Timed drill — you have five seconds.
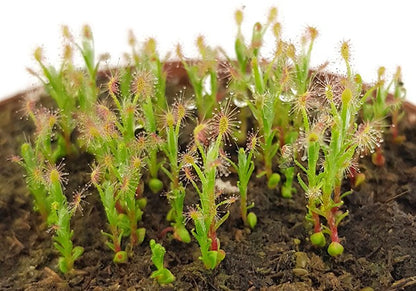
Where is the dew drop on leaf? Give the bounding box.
[279,93,294,103]
[233,96,248,108]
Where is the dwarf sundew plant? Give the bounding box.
[226,130,258,229]
[159,98,193,243]
[28,25,102,160]
[183,100,239,269]
[14,115,83,273]
[79,90,149,263]
[15,6,407,278]
[177,36,219,120]
[362,66,407,167]
[296,42,382,256]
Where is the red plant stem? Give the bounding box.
[347,165,358,186]
[128,210,138,245]
[111,226,121,253]
[334,184,341,205]
[209,224,218,251]
[312,211,321,233]
[114,242,121,253]
[277,126,285,149]
[115,200,124,214]
[328,209,339,243]
[158,226,174,239]
[135,181,144,199]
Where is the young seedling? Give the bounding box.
[128,32,168,111]
[15,102,59,221]
[176,35,219,120]
[127,34,169,192]
[28,25,101,159]
[15,142,84,273]
[46,164,84,273]
[131,70,164,194]
[226,130,258,229]
[159,99,193,243]
[183,100,238,269]
[362,66,406,166]
[149,239,175,285]
[80,95,148,263]
[296,42,381,256]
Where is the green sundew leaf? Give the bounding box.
[235,37,248,71]
[53,242,66,256]
[58,257,69,273]
[295,158,307,174]
[297,173,308,192]
[151,269,176,285]
[204,250,219,270]
[72,246,84,261]
[215,211,230,231]
[142,97,157,133]
[117,213,131,236]
[20,143,36,170]
[104,241,115,252]
[150,239,165,270]
[335,210,349,226]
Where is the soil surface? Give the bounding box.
[1,81,416,290]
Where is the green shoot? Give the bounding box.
[150,239,175,285]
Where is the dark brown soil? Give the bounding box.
[1,84,416,290]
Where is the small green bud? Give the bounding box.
[204,249,225,269]
[353,173,366,188]
[310,232,326,247]
[281,185,293,198]
[235,9,243,26]
[136,228,146,245]
[113,251,128,263]
[268,7,277,23]
[340,41,350,62]
[174,224,191,243]
[166,208,175,222]
[137,198,147,210]
[247,212,257,229]
[34,47,43,62]
[327,241,344,256]
[341,88,352,105]
[149,178,163,194]
[267,173,281,189]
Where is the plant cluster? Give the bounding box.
[14,7,405,283]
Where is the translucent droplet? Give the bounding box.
[279,93,294,103]
[202,75,212,95]
[233,96,248,108]
[301,155,307,162]
[186,102,196,110]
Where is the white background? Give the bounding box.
[0,0,414,104]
